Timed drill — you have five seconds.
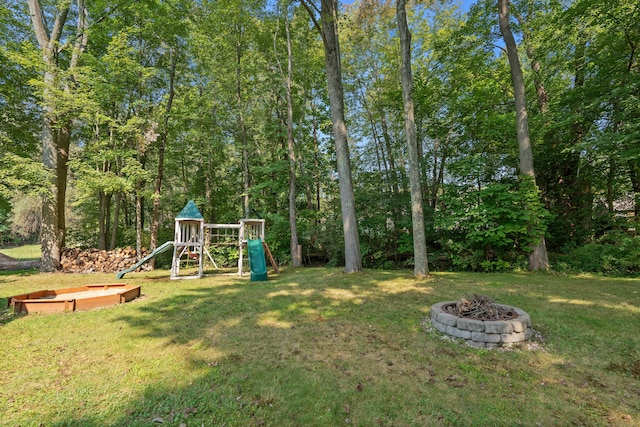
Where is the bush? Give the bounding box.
[552,232,640,275]
[435,177,551,272]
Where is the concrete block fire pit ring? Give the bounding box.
[430,301,532,348]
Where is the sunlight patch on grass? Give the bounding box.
[374,277,434,296]
[547,297,640,312]
[215,316,243,329]
[547,297,597,306]
[266,289,315,298]
[321,287,365,303]
[257,310,294,328]
[1,269,639,426]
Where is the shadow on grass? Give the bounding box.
[0,268,40,282]
[56,269,446,426]
[0,303,26,326]
[0,270,40,325]
[39,269,640,426]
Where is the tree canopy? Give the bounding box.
[1,0,639,274]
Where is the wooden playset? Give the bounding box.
[117,201,278,280]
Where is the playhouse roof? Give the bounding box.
[176,200,204,220]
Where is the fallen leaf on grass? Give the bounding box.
[446,376,466,387]
[182,407,197,415]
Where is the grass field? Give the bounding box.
[0,267,638,426]
[0,244,40,260]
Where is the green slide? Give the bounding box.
[116,241,174,279]
[247,239,268,282]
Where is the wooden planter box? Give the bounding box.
[7,283,141,314]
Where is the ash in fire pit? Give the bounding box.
[431,295,532,349]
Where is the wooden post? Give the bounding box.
[263,242,280,274]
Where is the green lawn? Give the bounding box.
[0,244,40,260]
[0,268,638,426]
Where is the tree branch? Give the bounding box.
[299,0,324,44]
[27,0,50,50]
[69,0,88,71]
[48,6,69,49]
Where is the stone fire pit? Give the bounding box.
[430,298,532,349]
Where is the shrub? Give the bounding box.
[552,232,640,275]
[435,177,551,272]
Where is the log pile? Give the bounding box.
[61,247,151,273]
[447,294,517,320]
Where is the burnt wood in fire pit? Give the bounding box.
[430,297,532,348]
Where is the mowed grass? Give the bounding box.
[0,244,41,260]
[0,268,639,426]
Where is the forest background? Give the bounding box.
[0,0,639,275]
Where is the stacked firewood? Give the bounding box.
[61,247,151,273]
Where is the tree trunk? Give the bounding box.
[205,106,218,221]
[498,0,549,271]
[235,25,251,218]
[397,0,428,277]
[378,106,401,194]
[629,160,640,218]
[513,9,549,114]
[319,0,362,272]
[313,114,321,212]
[28,0,72,271]
[429,134,448,210]
[355,80,391,192]
[276,18,302,267]
[149,48,176,268]
[296,114,315,211]
[98,191,112,250]
[135,152,146,261]
[135,192,143,261]
[110,193,121,250]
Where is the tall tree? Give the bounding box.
[498,0,548,270]
[27,0,88,271]
[396,0,428,276]
[302,0,362,272]
[274,13,302,267]
[149,47,177,265]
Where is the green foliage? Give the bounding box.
[0,207,9,245]
[0,2,40,165]
[8,193,40,241]
[208,244,240,269]
[1,0,639,274]
[552,232,640,275]
[436,177,551,271]
[0,153,50,199]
